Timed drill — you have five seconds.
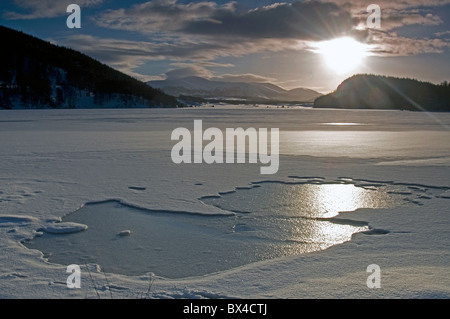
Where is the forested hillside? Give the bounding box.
[314,74,450,112]
[0,26,180,109]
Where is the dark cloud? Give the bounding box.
[98,1,357,41]
[212,73,277,83]
[47,0,449,83]
[368,30,449,56]
[94,0,449,58]
[182,1,355,41]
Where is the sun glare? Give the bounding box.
[314,37,368,74]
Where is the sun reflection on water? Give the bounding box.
[236,183,398,219]
[258,183,399,257]
[310,184,384,218]
[25,182,409,278]
[204,182,402,256]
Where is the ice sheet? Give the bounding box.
[1,107,449,298]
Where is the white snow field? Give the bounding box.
[0,106,449,299]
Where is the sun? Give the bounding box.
[314,37,368,74]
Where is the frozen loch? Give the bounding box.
[1,107,450,298]
[25,179,430,278]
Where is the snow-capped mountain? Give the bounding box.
[148,76,322,102]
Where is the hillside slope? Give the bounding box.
[314,74,450,111]
[148,76,322,103]
[0,26,180,109]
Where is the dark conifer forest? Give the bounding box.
[0,26,181,109]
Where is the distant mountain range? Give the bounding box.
[0,26,180,109]
[148,76,322,103]
[314,74,450,112]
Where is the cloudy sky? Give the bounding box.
[1,0,449,92]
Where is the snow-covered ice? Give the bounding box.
[0,107,449,298]
[23,180,440,280]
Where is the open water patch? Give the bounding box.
[24,178,442,279]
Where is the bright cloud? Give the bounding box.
[3,0,103,19]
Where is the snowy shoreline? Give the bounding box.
[1,108,449,298]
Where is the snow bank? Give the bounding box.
[43,222,88,234]
[118,230,131,236]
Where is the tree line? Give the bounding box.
[0,26,181,109]
[314,74,450,112]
